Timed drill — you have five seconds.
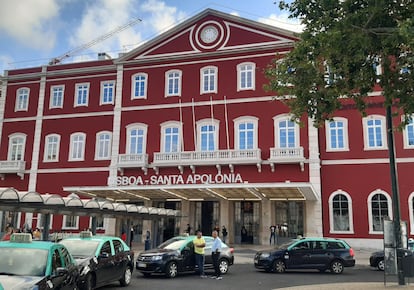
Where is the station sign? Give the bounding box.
[108,173,243,186]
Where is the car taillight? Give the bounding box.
[349,248,355,257]
[230,247,234,254]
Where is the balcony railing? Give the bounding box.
[0,160,26,179]
[152,149,262,173]
[268,147,305,171]
[117,154,149,174]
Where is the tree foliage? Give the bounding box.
[265,0,414,127]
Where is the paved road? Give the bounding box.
[99,245,409,290]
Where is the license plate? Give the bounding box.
[138,262,147,268]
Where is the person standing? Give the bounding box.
[270,225,277,245]
[221,226,228,243]
[193,231,207,278]
[211,230,223,280]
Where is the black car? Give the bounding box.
[254,237,355,274]
[60,232,134,290]
[369,242,414,271]
[136,235,234,278]
[0,233,79,290]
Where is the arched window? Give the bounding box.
[273,114,300,148]
[237,62,255,91]
[368,190,392,233]
[200,66,217,94]
[197,119,219,151]
[325,117,349,151]
[8,133,26,161]
[44,134,61,162]
[160,121,182,153]
[126,123,148,154]
[234,116,258,150]
[165,70,182,97]
[95,131,112,160]
[132,73,147,99]
[329,191,353,233]
[362,115,387,150]
[69,133,86,161]
[15,88,29,111]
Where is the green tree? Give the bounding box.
[265,0,413,127]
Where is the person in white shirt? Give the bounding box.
[210,230,223,280]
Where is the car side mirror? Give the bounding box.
[182,248,191,256]
[99,252,110,259]
[53,267,68,277]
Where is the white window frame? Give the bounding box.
[50,85,64,109]
[89,216,106,230]
[367,190,392,234]
[237,62,256,91]
[273,114,300,148]
[403,115,414,149]
[233,116,258,150]
[325,117,349,151]
[160,121,182,153]
[165,70,182,97]
[95,131,112,160]
[131,73,148,100]
[8,133,26,161]
[15,87,30,111]
[409,192,414,235]
[100,81,115,105]
[200,66,218,94]
[126,123,148,154]
[62,215,79,230]
[362,115,387,150]
[69,132,86,161]
[196,119,219,151]
[74,83,90,107]
[328,190,354,234]
[43,134,61,162]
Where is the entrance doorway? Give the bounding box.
[274,201,304,240]
[156,201,180,242]
[195,201,219,235]
[235,201,259,244]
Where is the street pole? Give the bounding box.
[386,104,405,285]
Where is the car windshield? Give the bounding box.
[0,247,48,276]
[157,237,188,250]
[60,240,100,257]
[276,240,298,250]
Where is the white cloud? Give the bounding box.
[140,0,187,35]
[258,13,304,33]
[0,0,60,50]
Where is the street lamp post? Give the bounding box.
[386,104,405,285]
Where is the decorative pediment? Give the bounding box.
[116,9,299,64]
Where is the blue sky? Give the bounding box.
[0,0,302,74]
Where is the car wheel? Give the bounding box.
[377,259,385,271]
[119,266,132,286]
[272,259,286,273]
[166,261,178,278]
[218,259,229,274]
[330,260,344,274]
[81,273,94,290]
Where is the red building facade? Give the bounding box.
[0,9,411,247]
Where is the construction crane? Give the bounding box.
[49,17,142,65]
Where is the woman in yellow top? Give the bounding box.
[193,231,207,278]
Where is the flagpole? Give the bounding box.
[179,99,184,152]
[224,95,229,150]
[192,98,197,151]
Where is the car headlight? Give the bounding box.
[260,253,270,258]
[151,255,163,261]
